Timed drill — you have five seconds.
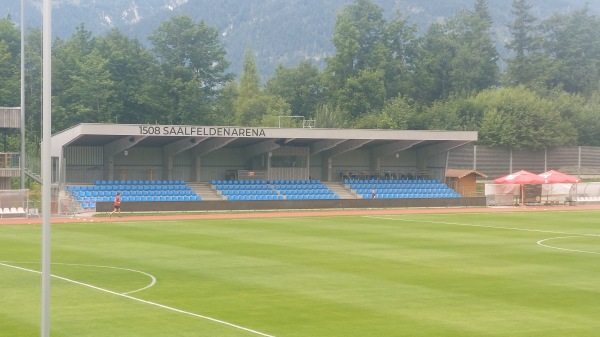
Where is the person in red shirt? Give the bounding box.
[109,192,121,218]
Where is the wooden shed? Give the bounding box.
[445,169,488,197]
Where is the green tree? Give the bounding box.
[53,49,116,130]
[256,95,293,127]
[576,92,600,146]
[544,89,600,146]
[477,86,577,149]
[326,0,386,84]
[0,40,19,106]
[52,24,95,96]
[238,49,261,102]
[23,28,43,147]
[382,13,419,99]
[453,0,499,94]
[0,17,21,106]
[52,25,112,131]
[352,96,411,129]
[236,93,291,127]
[265,61,322,118]
[412,22,457,103]
[212,81,238,126]
[420,96,482,131]
[504,0,549,89]
[338,69,387,118]
[235,49,291,126]
[324,0,390,118]
[540,7,600,95]
[149,15,232,124]
[0,16,20,56]
[314,104,350,129]
[414,0,499,102]
[235,49,262,125]
[506,0,536,58]
[94,29,162,124]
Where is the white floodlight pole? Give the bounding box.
[20,0,26,189]
[41,0,52,336]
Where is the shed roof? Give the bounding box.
[445,169,488,179]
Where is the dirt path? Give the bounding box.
[2,204,600,225]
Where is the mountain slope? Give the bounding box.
[5,0,599,79]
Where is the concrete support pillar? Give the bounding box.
[194,156,202,182]
[105,155,114,181]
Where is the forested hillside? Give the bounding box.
[3,0,598,79]
[1,0,600,155]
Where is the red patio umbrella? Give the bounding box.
[538,170,581,183]
[494,170,546,185]
[538,170,580,205]
[494,170,546,205]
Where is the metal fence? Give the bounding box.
[448,145,600,179]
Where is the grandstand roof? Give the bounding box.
[51,123,478,158]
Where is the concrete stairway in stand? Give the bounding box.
[187,182,222,200]
[323,182,357,199]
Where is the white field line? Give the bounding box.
[364,216,600,256]
[0,261,277,337]
[363,216,600,237]
[537,236,600,255]
[0,262,156,294]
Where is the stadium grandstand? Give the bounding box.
[46,123,482,213]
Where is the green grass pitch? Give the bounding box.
[1,210,600,337]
